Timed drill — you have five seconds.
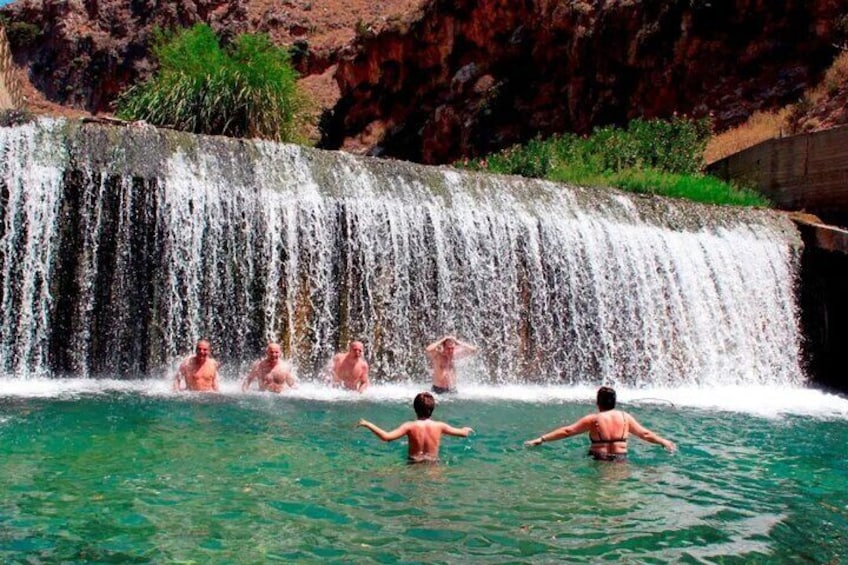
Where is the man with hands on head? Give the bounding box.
[425,334,478,394]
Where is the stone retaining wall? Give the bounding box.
[708,126,848,227]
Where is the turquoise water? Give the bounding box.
[1,381,847,563]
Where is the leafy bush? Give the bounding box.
[456,117,766,207]
[115,24,304,141]
[4,21,42,50]
[0,108,34,127]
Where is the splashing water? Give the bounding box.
[0,119,803,388]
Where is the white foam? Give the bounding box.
[0,378,846,419]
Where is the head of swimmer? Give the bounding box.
[348,340,364,359]
[413,392,436,419]
[195,339,211,360]
[596,386,617,411]
[265,342,282,362]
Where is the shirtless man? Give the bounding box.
[524,386,676,461]
[173,339,220,392]
[241,342,296,393]
[425,335,478,394]
[358,392,473,463]
[330,340,370,393]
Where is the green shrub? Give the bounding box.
[456,117,765,207]
[0,108,34,127]
[5,21,42,50]
[115,24,304,141]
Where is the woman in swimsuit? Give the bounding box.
[524,386,676,460]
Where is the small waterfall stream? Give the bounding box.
[0,118,804,385]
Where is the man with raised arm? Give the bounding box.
[425,335,478,394]
[173,339,220,392]
[330,340,370,393]
[241,342,296,393]
[358,392,474,463]
[524,386,677,461]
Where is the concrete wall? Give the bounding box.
[0,25,23,110]
[708,126,848,226]
[710,129,848,392]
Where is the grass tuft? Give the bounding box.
[115,24,306,142]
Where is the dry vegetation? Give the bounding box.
[705,51,848,164]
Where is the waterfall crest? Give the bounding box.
[0,119,804,386]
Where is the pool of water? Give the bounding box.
[1,380,847,563]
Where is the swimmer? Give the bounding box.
[524,386,676,461]
[242,343,296,393]
[425,335,477,394]
[329,340,370,393]
[358,392,473,463]
[173,339,220,392]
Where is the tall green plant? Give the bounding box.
[456,117,766,207]
[115,24,303,141]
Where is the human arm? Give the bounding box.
[425,336,451,355]
[241,362,260,392]
[626,414,676,452]
[327,355,342,385]
[441,423,474,437]
[524,415,594,446]
[452,339,478,359]
[173,362,186,392]
[356,363,370,393]
[212,361,220,392]
[358,419,409,442]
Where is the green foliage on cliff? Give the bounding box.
[3,21,42,49]
[115,24,304,142]
[458,117,769,207]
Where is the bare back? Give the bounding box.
[405,420,447,461]
[588,410,630,456]
[404,419,471,462]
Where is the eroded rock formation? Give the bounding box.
[325,0,843,163]
[0,0,843,164]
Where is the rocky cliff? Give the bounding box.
[0,0,842,164]
[0,0,421,115]
[325,0,843,163]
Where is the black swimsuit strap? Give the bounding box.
[590,411,628,444]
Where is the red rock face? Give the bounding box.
[1,0,251,112]
[326,0,843,164]
[0,0,423,117]
[0,0,842,164]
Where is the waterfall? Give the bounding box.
[0,118,804,386]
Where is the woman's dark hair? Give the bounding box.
[596,386,617,410]
[414,392,436,418]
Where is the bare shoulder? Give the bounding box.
[575,413,598,429]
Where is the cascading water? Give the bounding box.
[0,118,804,386]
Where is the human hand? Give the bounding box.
[463,427,474,436]
[664,440,677,453]
[524,437,543,447]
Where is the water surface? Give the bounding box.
[1,381,846,563]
